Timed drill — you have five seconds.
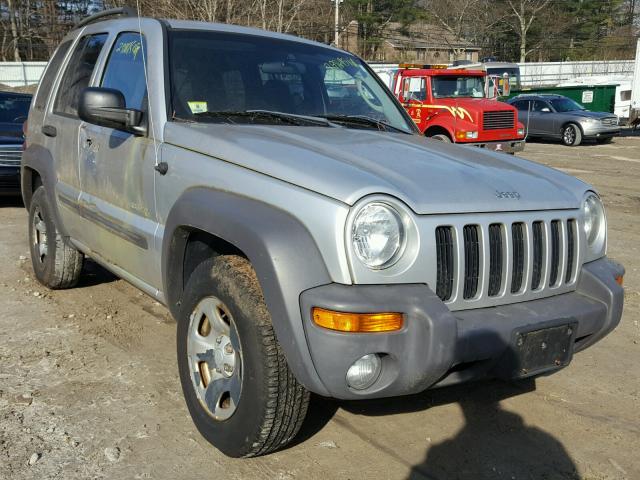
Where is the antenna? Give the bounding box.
[134,0,160,171]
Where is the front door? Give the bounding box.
[78,32,161,291]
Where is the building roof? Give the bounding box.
[382,22,480,51]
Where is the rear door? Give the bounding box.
[43,33,108,238]
[77,31,160,289]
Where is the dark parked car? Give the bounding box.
[0,91,31,196]
[507,94,620,146]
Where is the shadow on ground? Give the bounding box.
[76,258,119,288]
[296,328,580,480]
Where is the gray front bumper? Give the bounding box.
[299,257,624,400]
[461,140,525,154]
[581,124,621,138]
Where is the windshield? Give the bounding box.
[168,30,412,133]
[550,97,585,112]
[431,76,484,99]
[0,95,30,123]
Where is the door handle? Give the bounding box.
[41,125,57,137]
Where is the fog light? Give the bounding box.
[346,354,382,390]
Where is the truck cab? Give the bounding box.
[391,66,526,153]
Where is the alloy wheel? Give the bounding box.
[187,296,242,421]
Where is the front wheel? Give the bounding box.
[428,133,452,143]
[561,123,582,146]
[177,256,310,457]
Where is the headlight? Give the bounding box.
[465,131,478,139]
[517,128,525,136]
[582,193,606,261]
[352,202,405,269]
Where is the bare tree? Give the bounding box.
[505,0,551,62]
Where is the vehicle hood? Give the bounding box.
[567,110,615,119]
[164,123,589,214]
[432,97,514,112]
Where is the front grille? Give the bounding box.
[488,224,503,297]
[531,221,544,290]
[435,226,455,301]
[483,110,515,130]
[433,216,579,306]
[601,117,618,126]
[463,225,480,299]
[511,223,525,293]
[0,145,22,167]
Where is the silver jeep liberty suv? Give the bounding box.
[22,8,624,457]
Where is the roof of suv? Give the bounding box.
[509,94,566,100]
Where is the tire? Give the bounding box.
[561,123,582,146]
[428,133,452,142]
[28,186,84,289]
[177,255,310,458]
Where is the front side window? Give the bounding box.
[401,76,426,102]
[101,32,148,110]
[54,34,108,116]
[513,100,530,111]
[533,100,551,112]
[431,75,484,99]
[169,30,412,133]
[550,97,585,112]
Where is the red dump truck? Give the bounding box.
[386,64,526,153]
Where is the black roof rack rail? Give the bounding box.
[74,7,137,30]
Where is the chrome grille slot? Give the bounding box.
[482,110,515,130]
[435,226,455,301]
[0,145,22,167]
[463,225,480,299]
[511,222,525,293]
[565,219,576,283]
[531,221,544,290]
[488,224,503,297]
[549,220,560,286]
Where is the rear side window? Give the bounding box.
[101,32,148,110]
[54,33,108,117]
[33,40,72,112]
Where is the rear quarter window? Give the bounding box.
[53,33,108,117]
[33,41,72,113]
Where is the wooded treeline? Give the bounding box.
[0,0,638,62]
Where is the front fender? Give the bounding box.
[162,187,334,395]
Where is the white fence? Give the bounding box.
[518,60,635,87]
[0,62,47,88]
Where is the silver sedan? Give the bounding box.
[507,94,620,146]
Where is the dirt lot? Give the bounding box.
[1,137,639,480]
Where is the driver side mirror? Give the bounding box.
[78,87,146,136]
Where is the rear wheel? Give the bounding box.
[28,186,84,289]
[561,123,582,146]
[177,255,310,457]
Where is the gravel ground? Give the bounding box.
[1,137,638,480]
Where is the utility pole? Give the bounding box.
[334,0,342,48]
[631,38,640,127]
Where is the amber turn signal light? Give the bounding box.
[615,275,624,286]
[312,308,403,333]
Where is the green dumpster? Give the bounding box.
[503,85,617,113]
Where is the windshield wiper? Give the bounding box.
[319,114,410,134]
[192,110,334,127]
